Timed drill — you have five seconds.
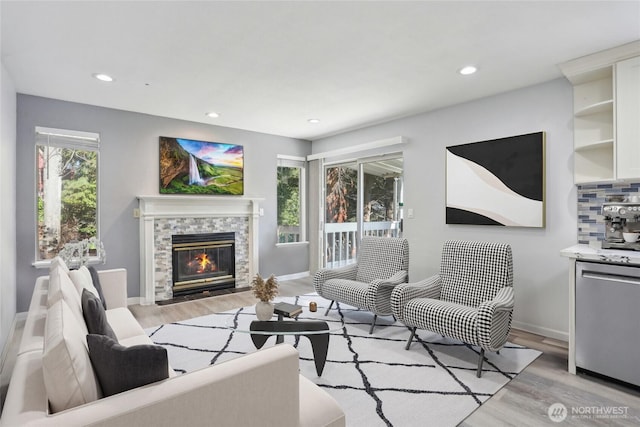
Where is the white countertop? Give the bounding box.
[561,244,640,265]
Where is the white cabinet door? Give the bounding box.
[616,56,640,179]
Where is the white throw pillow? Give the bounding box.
[47,265,63,307]
[48,266,88,335]
[50,256,69,274]
[43,299,101,413]
[69,266,101,301]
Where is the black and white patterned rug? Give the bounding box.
[146,294,541,427]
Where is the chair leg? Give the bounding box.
[324,300,334,316]
[405,327,416,350]
[369,315,377,334]
[476,349,485,378]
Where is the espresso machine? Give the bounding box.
[602,201,640,250]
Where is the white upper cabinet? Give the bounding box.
[560,41,640,184]
[572,68,615,183]
[616,55,640,180]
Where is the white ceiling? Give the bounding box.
[2,1,639,141]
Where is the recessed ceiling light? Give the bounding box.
[93,73,114,82]
[308,118,320,124]
[459,66,477,76]
[205,112,220,118]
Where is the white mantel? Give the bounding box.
[137,195,262,305]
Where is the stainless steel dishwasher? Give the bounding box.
[576,261,640,387]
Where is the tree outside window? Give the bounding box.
[36,127,99,261]
[323,158,403,266]
[277,157,306,244]
[325,165,395,224]
[325,165,357,224]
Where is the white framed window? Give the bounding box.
[35,127,100,261]
[277,155,306,244]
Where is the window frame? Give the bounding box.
[276,155,307,246]
[33,126,101,266]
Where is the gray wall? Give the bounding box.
[1,63,17,353]
[15,95,311,311]
[10,78,579,339]
[312,78,577,340]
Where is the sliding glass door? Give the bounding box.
[322,155,403,268]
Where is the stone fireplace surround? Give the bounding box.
[137,195,261,305]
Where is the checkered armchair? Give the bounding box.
[391,240,514,377]
[313,236,409,334]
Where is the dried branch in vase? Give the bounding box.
[251,274,278,302]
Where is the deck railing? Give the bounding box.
[277,225,301,243]
[278,221,401,267]
[324,221,400,267]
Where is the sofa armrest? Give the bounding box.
[17,277,49,355]
[299,376,345,427]
[477,286,515,351]
[1,345,302,427]
[391,275,442,321]
[481,286,515,312]
[373,270,408,288]
[313,263,358,295]
[97,268,128,309]
[365,270,409,315]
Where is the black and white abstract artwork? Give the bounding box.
[446,132,545,227]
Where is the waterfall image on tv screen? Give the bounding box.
[159,136,244,195]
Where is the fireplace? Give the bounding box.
[137,195,260,304]
[172,232,236,296]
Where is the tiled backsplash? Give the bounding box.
[577,181,640,244]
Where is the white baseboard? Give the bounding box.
[276,271,310,282]
[127,297,142,306]
[511,320,568,342]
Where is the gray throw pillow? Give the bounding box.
[87,265,108,310]
[81,289,117,341]
[86,334,169,397]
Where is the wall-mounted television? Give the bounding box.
[159,136,244,195]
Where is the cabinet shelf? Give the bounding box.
[570,65,615,184]
[561,42,640,184]
[574,144,614,184]
[575,139,614,152]
[574,99,613,117]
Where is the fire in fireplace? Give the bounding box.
[171,232,236,296]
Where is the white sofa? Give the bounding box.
[1,262,345,426]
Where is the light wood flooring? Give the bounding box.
[129,277,640,426]
[2,277,638,425]
[129,277,312,328]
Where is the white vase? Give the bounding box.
[255,301,274,321]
